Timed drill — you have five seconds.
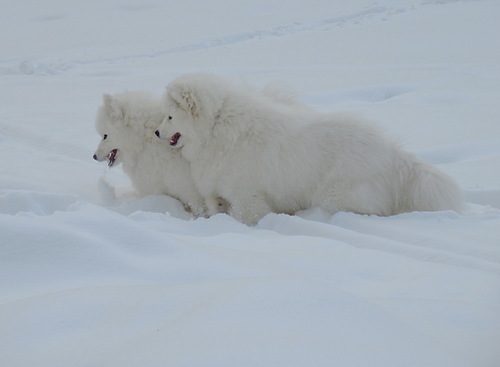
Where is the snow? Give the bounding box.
[1,0,499,366]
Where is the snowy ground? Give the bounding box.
[1,0,500,366]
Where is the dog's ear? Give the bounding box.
[102,93,124,121]
[167,86,198,117]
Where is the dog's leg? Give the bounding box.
[205,196,223,217]
[187,199,208,218]
[230,194,272,226]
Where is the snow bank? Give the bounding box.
[1,0,499,366]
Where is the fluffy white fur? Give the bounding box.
[93,91,208,216]
[157,73,463,226]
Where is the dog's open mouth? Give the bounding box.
[107,149,118,167]
[170,132,181,146]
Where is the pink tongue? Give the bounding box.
[170,132,181,146]
[108,149,117,166]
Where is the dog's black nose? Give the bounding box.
[155,130,160,138]
[93,154,98,161]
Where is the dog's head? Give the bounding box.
[93,92,164,167]
[93,94,124,167]
[155,73,228,159]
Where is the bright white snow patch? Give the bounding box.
[1,0,499,366]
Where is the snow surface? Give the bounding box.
[1,0,500,366]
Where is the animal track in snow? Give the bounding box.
[2,4,419,73]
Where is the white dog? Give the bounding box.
[156,73,462,226]
[93,91,209,216]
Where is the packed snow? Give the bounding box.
[1,0,499,366]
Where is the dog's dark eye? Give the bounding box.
[103,134,108,140]
[168,116,172,120]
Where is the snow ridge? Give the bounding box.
[1,0,499,366]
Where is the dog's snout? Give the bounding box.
[155,130,160,138]
[93,154,98,161]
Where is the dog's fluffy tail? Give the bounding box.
[407,159,463,213]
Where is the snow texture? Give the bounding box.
[1,0,499,366]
